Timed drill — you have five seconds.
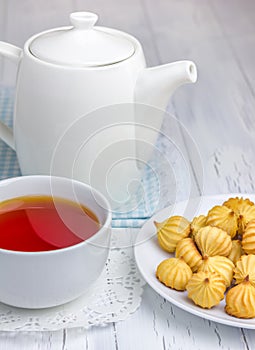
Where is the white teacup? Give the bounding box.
[0,175,111,309]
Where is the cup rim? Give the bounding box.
[0,175,112,256]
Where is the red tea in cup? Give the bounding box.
[0,195,100,252]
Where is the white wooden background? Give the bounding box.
[1,0,255,349]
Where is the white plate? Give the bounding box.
[134,193,255,329]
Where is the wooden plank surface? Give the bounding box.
[0,0,255,349]
[1,0,74,84]
[0,0,7,82]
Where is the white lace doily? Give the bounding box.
[0,230,146,331]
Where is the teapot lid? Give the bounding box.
[29,12,135,67]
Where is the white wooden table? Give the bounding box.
[1,0,255,348]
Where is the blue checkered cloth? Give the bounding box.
[0,86,188,227]
[0,87,21,179]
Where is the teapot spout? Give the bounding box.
[135,60,197,110]
[134,61,197,167]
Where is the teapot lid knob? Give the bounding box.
[70,12,98,30]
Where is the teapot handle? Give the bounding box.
[0,41,22,150]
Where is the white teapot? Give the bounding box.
[0,12,197,209]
